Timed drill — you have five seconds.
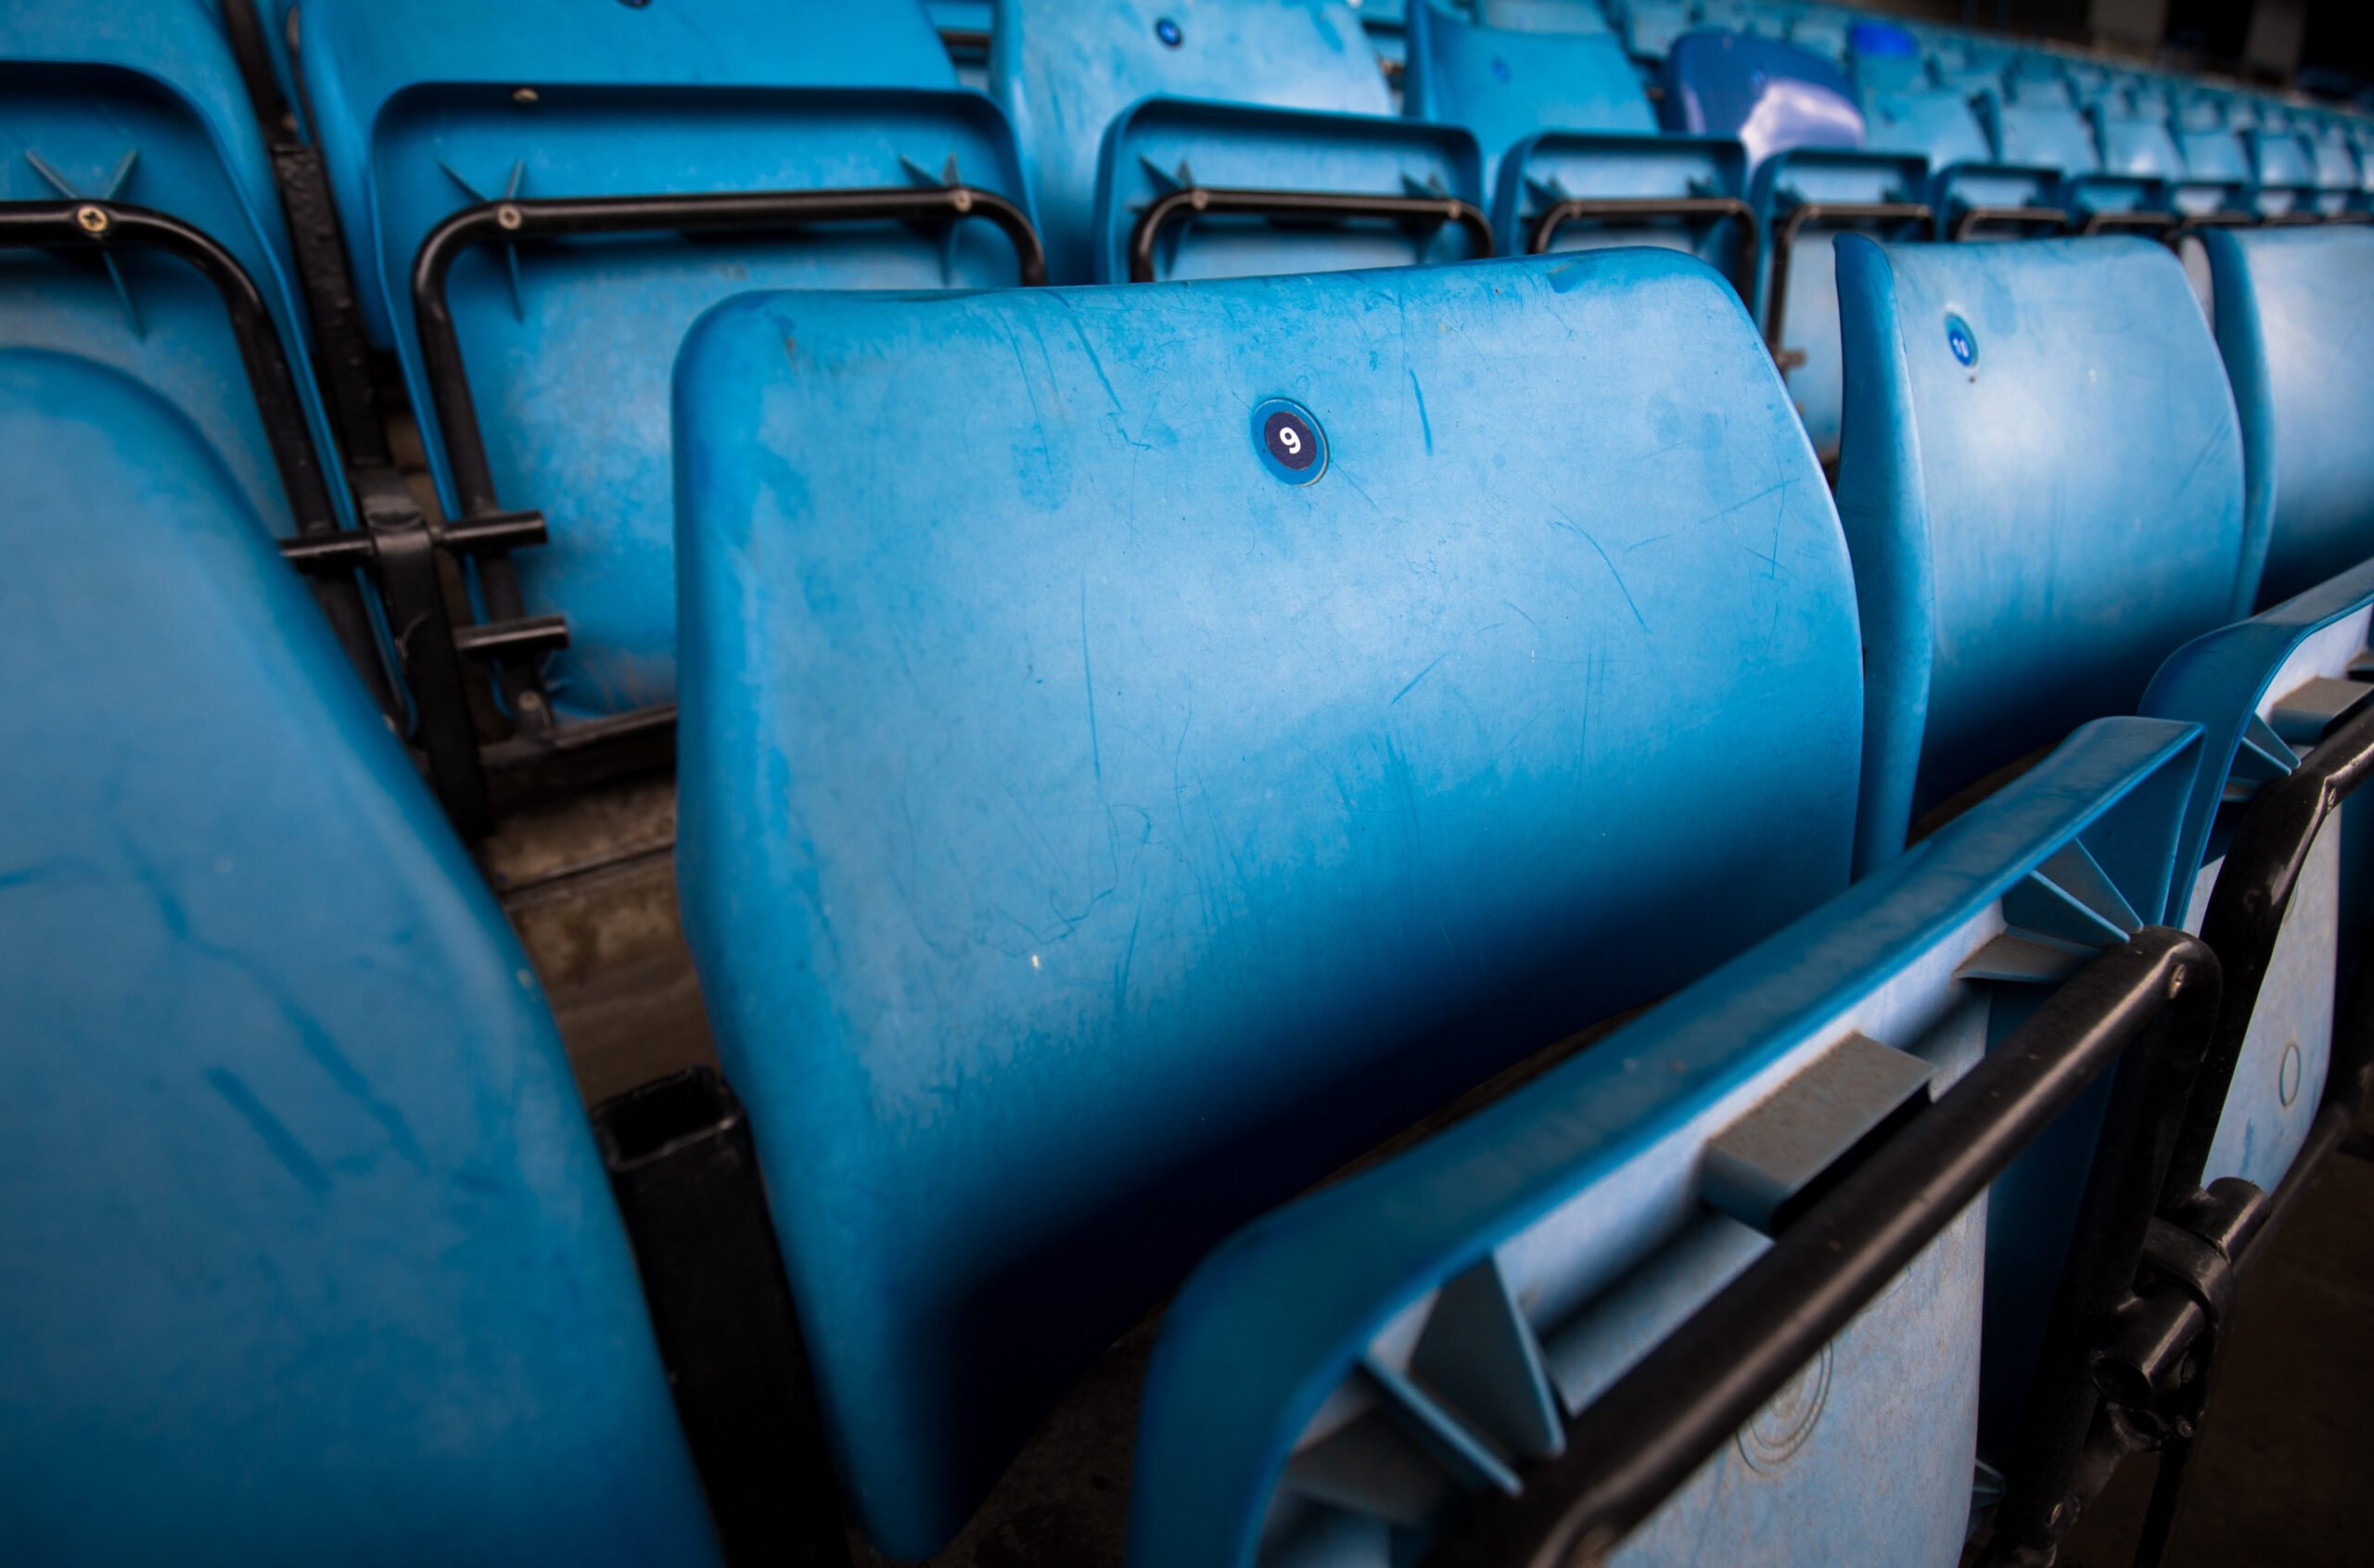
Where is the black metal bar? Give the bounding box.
[408,185,1048,745]
[1525,196,1760,304]
[0,199,399,715]
[2077,210,2181,237]
[1125,186,1493,284]
[1762,200,1933,360]
[351,471,492,835]
[2176,701,2374,1192]
[593,1067,853,1568]
[1949,205,2071,242]
[1424,927,2218,1568]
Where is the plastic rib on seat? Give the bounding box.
[1124,718,2207,1568]
[1832,235,2251,880]
[671,249,1866,1558]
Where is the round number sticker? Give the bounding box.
[1252,398,1327,485]
[1945,312,1977,367]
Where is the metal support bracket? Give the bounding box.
[1126,184,1493,283]
[1524,196,1761,305]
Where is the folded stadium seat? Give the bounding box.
[672,249,1867,1558]
[989,0,1487,287]
[1,4,348,544]
[2202,224,2374,609]
[1402,6,1755,300]
[1831,236,2251,879]
[2246,119,2325,221]
[1656,30,1927,464]
[295,0,1043,796]
[0,351,722,1561]
[2304,114,2368,214]
[2085,86,2189,234]
[2172,100,2256,223]
[0,5,400,718]
[1862,86,2063,242]
[1979,79,2171,236]
[1125,718,2209,1568]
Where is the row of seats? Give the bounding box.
[6,2,2374,1564]
[19,0,2370,756]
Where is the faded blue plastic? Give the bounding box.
[0,350,719,1564]
[673,251,1863,1557]
[991,0,1392,285]
[1863,88,2057,222]
[2143,557,2374,1196]
[1753,146,1930,463]
[300,0,1035,720]
[1,1,348,535]
[1834,236,2248,875]
[1402,1,1655,191]
[1661,31,1864,174]
[2204,224,2374,609]
[1091,98,1487,283]
[1127,717,2203,1568]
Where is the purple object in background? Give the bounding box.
[1662,29,1864,173]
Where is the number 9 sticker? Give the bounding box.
[1252,397,1327,486]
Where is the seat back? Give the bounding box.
[1846,18,1925,97]
[2247,126,2319,216]
[1125,717,2202,1568]
[1,1,342,537]
[1833,236,2248,873]
[672,250,1864,1558]
[2093,100,2186,183]
[1477,0,1615,33]
[2203,224,2374,609]
[1404,0,1656,186]
[0,347,717,1563]
[300,0,1034,721]
[1978,88,2101,179]
[990,0,1392,283]
[1661,30,1864,174]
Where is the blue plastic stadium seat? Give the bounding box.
[2202,224,2374,609]
[1476,0,1615,34]
[1,2,344,539]
[1978,82,2164,228]
[2141,560,2374,1197]
[672,249,1865,1558]
[1125,717,2204,1567]
[2304,117,2367,212]
[1862,87,2061,241]
[298,0,1040,724]
[2247,122,2321,219]
[1832,236,2251,876]
[990,0,1485,286]
[1617,0,1697,61]
[1403,5,1754,292]
[2173,104,2254,219]
[1658,29,1926,463]
[0,348,718,1564]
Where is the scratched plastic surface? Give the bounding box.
[1127,718,2202,1568]
[0,351,718,1566]
[300,0,1031,718]
[674,250,1863,1556]
[2202,224,2374,609]
[0,2,347,535]
[1834,236,2248,873]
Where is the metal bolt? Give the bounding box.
[496,204,523,232]
[517,691,545,714]
[74,204,108,235]
[1190,188,1209,211]
[512,86,539,104]
[951,188,973,214]
[2166,962,2188,1000]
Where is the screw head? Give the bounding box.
[1190,188,1209,211]
[512,86,540,105]
[2167,963,2188,1000]
[74,204,108,235]
[1153,16,1182,46]
[496,203,524,232]
[951,187,973,214]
